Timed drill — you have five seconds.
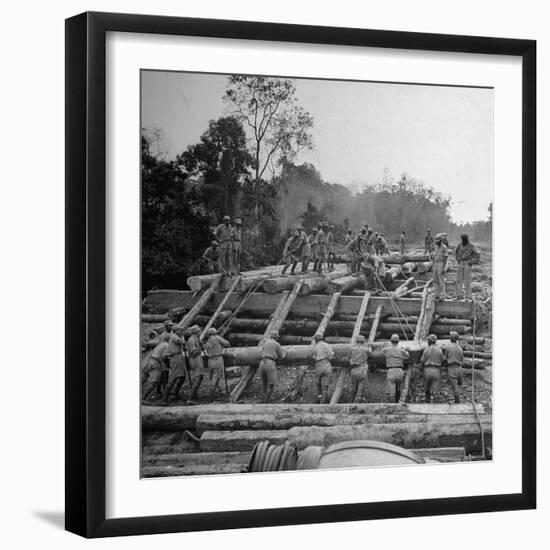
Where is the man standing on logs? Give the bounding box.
[162,326,187,404]
[281,228,302,275]
[349,335,372,402]
[347,230,366,273]
[231,218,242,275]
[383,334,410,403]
[259,330,287,403]
[214,215,233,275]
[455,233,480,300]
[313,332,335,404]
[301,227,312,273]
[204,327,230,401]
[309,227,319,273]
[142,334,169,402]
[186,325,205,403]
[399,230,407,254]
[315,222,328,274]
[444,331,465,403]
[424,228,434,254]
[431,233,449,300]
[201,240,220,274]
[326,224,336,271]
[420,333,445,403]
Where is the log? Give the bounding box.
[384,266,401,283]
[417,261,433,273]
[328,275,361,294]
[433,317,472,326]
[299,277,330,295]
[141,313,169,323]
[368,305,384,343]
[415,447,465,463]
[330,292,370,404]
[287,419,492,452]
[141,463,245,477]
[144,290,474,318]
[415,287,436,341]
[390,277,415,299]
[200,277,241,339]
[401,262,418,274]
[142,403,486,431]
[463,350,492,359]
[294,292,341,397]
[229,291,289,403]
[200,430,288,452]
[264,268,349,294]
[231,282,304,402]
[195,412,486,434]
[380,254,430,265]
[187,265,284,292]
[193,311,233,328]
[176,275,222,331]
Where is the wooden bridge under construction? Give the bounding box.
[141,254,492,477]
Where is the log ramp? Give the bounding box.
[141,403,489,477]
[142,257,490,477]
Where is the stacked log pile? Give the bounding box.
[141,403,488,477]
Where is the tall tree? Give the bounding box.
[224,75,314,190]
[178,116,253,221]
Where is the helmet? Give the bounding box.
[313,333,323,341]
[330,225,335,229]
[211,240,219,246]
[434,234,442,241]
[449,331,459,342]
[390,334,399,343]
[356,335,366,343]
[189,324,201,334]
[164,320,174,328]
[207,327,217,336]
[270,330,280,339]
[427,228,432,232]
[234,218,242,225]
[223,215,230,221]
[427,333,437,344]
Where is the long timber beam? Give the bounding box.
[144,291,474,318]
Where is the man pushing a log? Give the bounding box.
[349,334,372,403]
[259,330,287,403]
[383,334,410,403]
[444,331,465,403]
[162,326,187,404]
[142,331,169,402]
[186,325,204,403]
[420,333,445,403]
[204,328,230,402]
[313,332,335,404]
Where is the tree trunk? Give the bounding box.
[200,277,241,339]
[328,275,361,294]
[176,275,222,331]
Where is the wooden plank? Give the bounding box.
[146,291,473,318]
[176,274,222,330]
[200,430,288,452]
[199,276,241,340]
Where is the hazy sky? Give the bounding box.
[141,71,493,223]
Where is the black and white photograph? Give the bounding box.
[140,70,493,478]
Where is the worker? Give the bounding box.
[440,232,450,247]
[365,228,375,255]
[214,215,233,274]
[326,224,336,270]
[281,229,302,275]
[158,320,174,392]
[349,335,372,402]
[312,333,335,404]
[142,335,169,401]
[344,229,354,246]
[309,228,318,273]
[259,330,287,403]
[301,227,312,273]
[162,326,187,404]
[444,331,465,403]
[455,233,480,300]
[374,233,383,255]
[383,334,410,403]
[347,231,365,272]
[202,240,220,274]
[420,333,445,403]
[231,218,242,275]
[204,327,230,401]
[424,228,434,254]
[399,230,407,255]
[431,234,449,300]
[315,222,327,274]
[186,325,205,402]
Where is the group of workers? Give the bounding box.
[142,319,230,404]
[201,215,242,275]
[142,320,467,405]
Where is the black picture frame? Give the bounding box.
[65,11,536,538]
